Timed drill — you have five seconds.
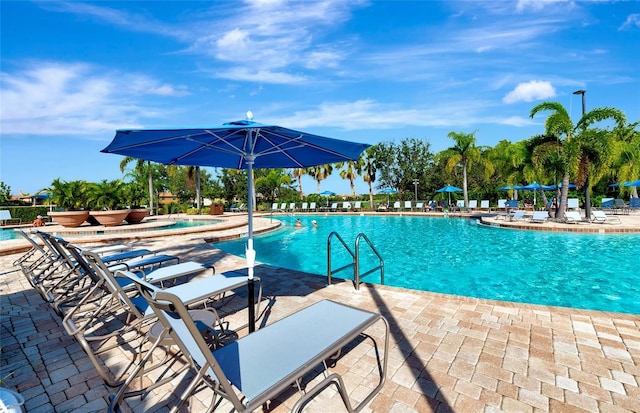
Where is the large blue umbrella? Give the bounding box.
[520,182,554,205]
[101,115,370,332]
[436,184,462,206]
[319,190,336,207]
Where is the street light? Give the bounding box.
[412,179,419,201]
[573,89,586,116]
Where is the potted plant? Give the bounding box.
[46,179,90,227]
[87,180,130,227]
[209,198,225,215]
[122,182,149,224]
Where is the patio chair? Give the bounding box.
[330,202,338,212]
[480,200,490,210]
[601,198,614,210]
[309,202,317,212]
[301,202,308,212]
[630,198,640,210]
[497,199,507,210]
[567,198,580,211]
[280,202,287,212]
[565,211,587,224]
[393,201,401,211]
[509,210,525,221]
[531,211,549,223]
[468,200,478,210]
[342,201,352,212]
[115,274,389,413]
[271,203,279,213]
[289,202,296,212]
[0,210,21,225]
[404,200,412,211]
[354,201,362,211]
[415,202,424,211]
[591,210,621,224]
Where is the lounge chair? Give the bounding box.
[565,211,587,224]
[456,200,465,211]
[614,199,630,214]
[601,198,614,210]
[480,200,490,210]
[393,201,401,211]
[497,199,507,210]
[404,200,412,211]
[301,202,308,212]
[271,203,279,213]
[531,211,549,223]
[415,202,424,211]
[309,202,317,212]
[354,201,362,211]
[289,202,296,212]
[330,202,338,212]
[567,198,580,211]
[469,200,478,210]
[342,201,352,212]
[116,273,389,413]
[630,198,640,210]
[377,203,388,212]
[509,210,525,221]
[231,203,245,212]
[280,202,287,212]
[0,210,21,225]
[591,210,621,224]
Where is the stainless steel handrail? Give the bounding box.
[327,231,384,290]
[355,233,384,290]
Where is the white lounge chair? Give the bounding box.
[567,198,580,211]
[509,210,525,221]
[531,211,549,223]
[280,202,287,212]
[415,202,424,211]
[271,203,279,213]
[393,201,401,211]
[469,200,478,210]
[565,211,587,224]
[591,210,621,224]
[309,202,317,212]
[301,202,308,212]
[115,275,390,413]
[342,201,352,211]
[404,201,412,211]
[480,200,490,210]
[354,201,362,211]
[330,202,338,212]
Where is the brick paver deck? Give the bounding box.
[1,214,639,412]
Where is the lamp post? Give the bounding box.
[573,89,590,218]
[412,179,419,201]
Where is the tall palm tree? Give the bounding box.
[337,160,362,197]
[292,168,306,200]
[186,166,201,213]
[608,120,640,198]
[307,164,333,193]
[530,102,626,218]
[441,131,481,207]
[119,157,155,215]
[358,147,377,210]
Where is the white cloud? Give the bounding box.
[620,14,640,30]
[503,80,556,104]
[0,61,187,135]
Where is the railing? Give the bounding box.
[327,231,384,291]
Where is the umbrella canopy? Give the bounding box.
[101,116,370,331]
[378,188,397,204]
[435,184,462,206]
[555,182,577,189]
[624,180,640,187]
[520,182,554,205]
[319,190,336,207]
[498,185,523,191]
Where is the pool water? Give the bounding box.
[214,215,640,314]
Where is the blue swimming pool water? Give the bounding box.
[214,215,640,314]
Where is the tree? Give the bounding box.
[439,131,483,207]
[358,148,377,210]
[253,169,291,202]
[292,168,306,200]
[0,181,11,204]
[119,157,155,215]
[87,179,126,210]
[307,165,333,193]
[337,160,362,197]
[48,178,90,210]
[607,120,639,198]
[531,102,626,218]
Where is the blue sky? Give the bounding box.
[2,0,639,196]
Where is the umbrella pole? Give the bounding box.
[246,147,256,333]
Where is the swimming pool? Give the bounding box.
[214,215,640,314]
[0,219,220,241]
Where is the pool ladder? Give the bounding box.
[327,231,384,291]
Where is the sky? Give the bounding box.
[1,0,639,197]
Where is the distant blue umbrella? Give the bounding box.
[624,180,640,187]
[555,182,577,189]
[498,185,522,191]
[319,190,336,207]
[608,183,620,188]
[378,188,397,204]
[436,184,462,206]
[520,182,554,204]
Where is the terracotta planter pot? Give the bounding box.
[89,210,130,227]
[47,211,90,228]
[210,204,224,215]
[125,208,150,224]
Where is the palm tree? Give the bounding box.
[440,131,482,207]
[87,179,126,210]
[609,120,640,198]
[186,166,201,213]
[292,168,306,200]
[530,102,626,218]
[119,157,155,215]
[337,160,361,197]
[358,147,377,210]
[307,164,333,193]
